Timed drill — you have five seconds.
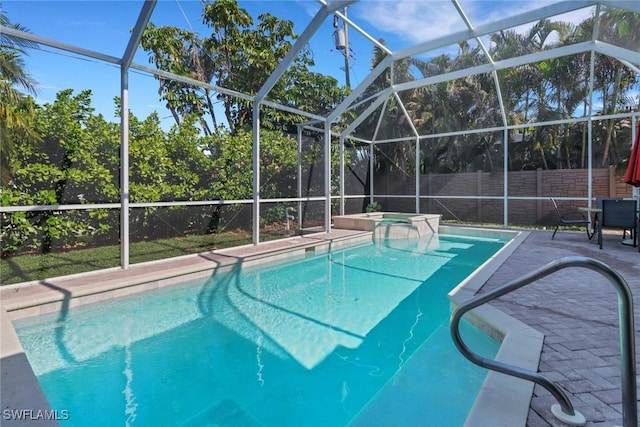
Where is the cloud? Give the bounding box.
[356,1,467,46]
[295,0,322,18]
[353,0,597,49]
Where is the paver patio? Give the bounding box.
[481,228,640,426]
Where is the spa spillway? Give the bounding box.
[332,212,441,240]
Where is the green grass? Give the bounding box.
[0,231,256,286]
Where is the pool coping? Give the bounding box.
[1,230,372,317]
[446,227,542,427]
[0,226,539,427]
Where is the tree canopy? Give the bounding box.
[140,0,349,135]
[355,10,639,174]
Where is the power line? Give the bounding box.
[174,0,194,32]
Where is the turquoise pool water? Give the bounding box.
[14,232,508,426]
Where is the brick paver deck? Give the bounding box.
[481,228,640,426]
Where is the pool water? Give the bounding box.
[14,233,507,426]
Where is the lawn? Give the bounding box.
[0,230,258,286]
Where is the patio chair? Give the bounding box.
[595,197,636,241]
[593,197,623,237]
[598,199,637,249]
[550,197,592,240]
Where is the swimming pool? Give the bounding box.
[13,231,511,426]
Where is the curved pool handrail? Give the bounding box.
[450,256,637,427]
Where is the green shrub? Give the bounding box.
[365,201,381,212]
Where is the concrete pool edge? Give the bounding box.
[447,227,541,427]
[1,226,540,426]
[0,306,57,426]
[458,305,543,427]
[1,231,373,317]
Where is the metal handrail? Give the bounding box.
[450,256,637,427]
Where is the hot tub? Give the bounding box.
[332,212,441,240]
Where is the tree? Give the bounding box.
[141,0,347,135]
[0,90,224,256]
[593,8,640,166]
[139,23,217,135]
[201,127,300,230]
[126,111,218,238]
[1,90,120,254]
[0,7,39,184]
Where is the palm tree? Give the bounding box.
[593,8,640,167]
[408,40,501,173]
[0,7,39,184]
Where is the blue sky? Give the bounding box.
[3,0,595,127]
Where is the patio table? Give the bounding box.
[578,206,600,238]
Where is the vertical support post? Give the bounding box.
[369,143,374,206]
[118,0,155,269]
[427,173,432,212]
[477,170,482,221]
[503,127,509,228]
[587,50,595,209]
[586,7,599,208]
[536,168,543,223]
[120,68,130,269]
[339,135,345,215]
[324,121,332,232]
[297,125,303,230]
[253,103,261,245]
[415,137,420,213]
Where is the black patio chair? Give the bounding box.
[550,197,592,240]
[593,197,622,237]
[598,199,637,249]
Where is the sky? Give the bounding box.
[2,0,597,128]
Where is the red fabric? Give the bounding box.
[624,122,640,187]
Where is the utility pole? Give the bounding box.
[333,7,351,89]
